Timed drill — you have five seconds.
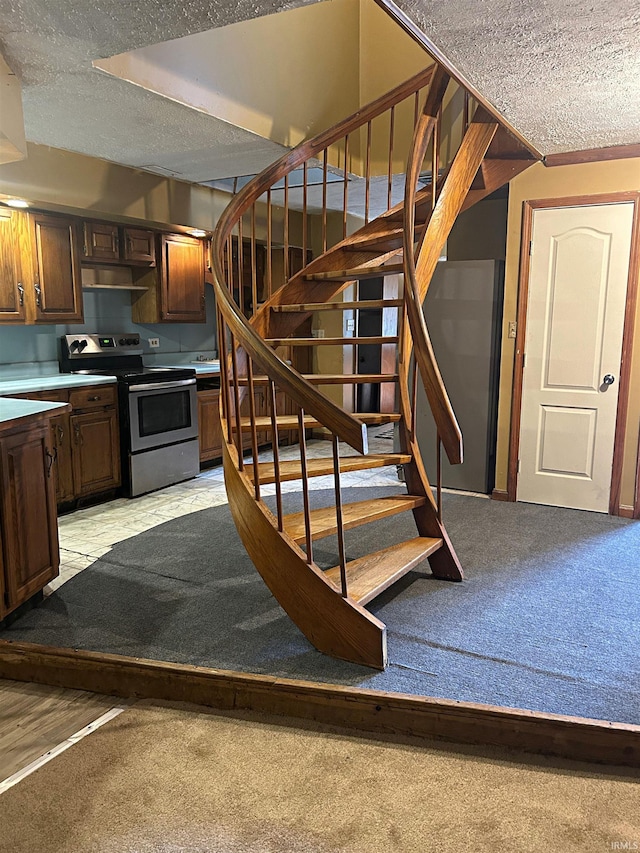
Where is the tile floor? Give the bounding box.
[48,430,404,597]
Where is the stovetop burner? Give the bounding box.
[59,334,196,385]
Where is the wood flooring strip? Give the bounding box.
[0,678,120,783]
[0,706,125,794]
[0,641,639,768]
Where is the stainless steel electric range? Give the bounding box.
[60,333,199,497]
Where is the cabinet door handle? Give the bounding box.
[87,395,101,401]
[56,424,64,444]
[34,282,41,307]
[73,423,81,445]
[45,447,57,478]
[17,282,24,306]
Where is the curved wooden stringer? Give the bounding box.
[211,59,540,669]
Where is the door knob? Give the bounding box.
[603,374,615,386]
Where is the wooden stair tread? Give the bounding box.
[343,229,405,252]
[237,374,399,385]
[266,336,399,347]
[324,536,443,605]
[271,299,403,313]
[249,453,411,484]
[284,495,426,544]
[239,413,401,431]
[303,264,404,282]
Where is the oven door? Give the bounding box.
[127,378,198,453]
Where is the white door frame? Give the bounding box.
[507,192,640,515]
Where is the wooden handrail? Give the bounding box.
[402,66,463,465]
[213,279,368,454]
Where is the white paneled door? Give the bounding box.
[518,202,634,512]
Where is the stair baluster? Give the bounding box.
[266,189,273,300]
[246,358,260,499]
[387,105,395,210]
[297,407,314,566]
[436,434,443,522]
[229,335,244,472]
[331,434,348,598]
[268,378,284,532]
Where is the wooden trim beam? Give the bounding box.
[544,143,640,167]
[0,640,639,768]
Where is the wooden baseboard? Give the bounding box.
[618,505,634,519]
[0,640,639,768]
[491,489,511,502]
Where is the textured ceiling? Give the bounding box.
[391,0,640,154]
[0,0,639,187]
[0,0,315,181]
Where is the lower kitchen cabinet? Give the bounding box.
[70,408,120,497]
[9,384,121,509]
[68,386,120,500]
[197,383,297,466]
[197,388,223,463]
[0,419,60,619]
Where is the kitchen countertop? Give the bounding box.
[156,363,221,378]
[0,397,70,430]
[0,374,117,397]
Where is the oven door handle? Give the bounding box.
[130,378,197,392]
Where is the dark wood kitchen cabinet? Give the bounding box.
[28,211,84,323]
[82,221,120,262]
[160,233,206,322]
[131,232,206,324]
[9,384,121,509]
[196,380,299,467]
[0,414,61,620]
[31,389,75,504]
[70,409,120,497]
[81,222,156,266]
[0,208,27,323]
[197,388,223,463]
[68,386,120,499]
[0,209,83,325]
[123,227,156,264]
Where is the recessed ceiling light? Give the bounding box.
[4,198,29,208]
[187,228,207,238]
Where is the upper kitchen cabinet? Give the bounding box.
[81,222,155,266]
[131,232,206,323]
[28,211,84,323]
[0,209,83,324]
[122,227,155,264]
[82,220,120,262]
[161,233,206,322]
[0,208,26,323]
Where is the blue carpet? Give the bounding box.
[3,487,640,725]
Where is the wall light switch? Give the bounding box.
[508,321,517,339]
[149,338,160,348]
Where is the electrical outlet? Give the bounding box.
[148,338,160,348]
[346,319,355,332]
[311,329,325,338]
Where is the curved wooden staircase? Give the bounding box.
[211,62,539,669]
